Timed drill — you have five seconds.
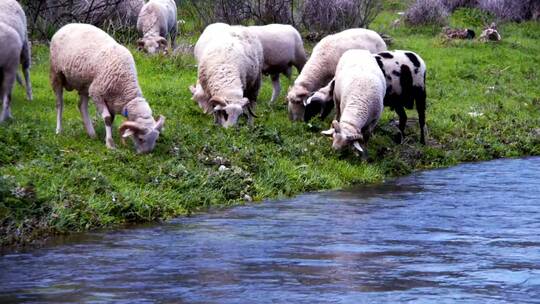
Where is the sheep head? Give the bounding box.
[287,85,310,121]
[210,97,250,128]
[137,36,168,55]
[119,115,165,154]
[322,120,364,154]
[303,80,335,122]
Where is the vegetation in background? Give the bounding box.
[1,4,539,248]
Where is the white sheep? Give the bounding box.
[196,26,263,128]
[50,23,165,153]
[286,28,387,121]
[190,23,231,113]
[137,0,178,54]
[247,24,307,104]
[0,22,22,122]
[0,0,32,101]
[374,50,427,144]
[320,50,386,156]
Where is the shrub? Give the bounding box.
[442,0,478,11]
[404,0,449,26]
[477,0,535,22]
[301,0,382,32]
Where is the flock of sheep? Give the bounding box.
[0,0,428,157]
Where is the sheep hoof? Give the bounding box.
[106,140,116,149]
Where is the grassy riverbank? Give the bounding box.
[1,7,539,247]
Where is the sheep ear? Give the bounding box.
[331,120,341,133]
[189,85,197,94]
[154,115,165,132]
[352,141,364,153]
[210,96,227,107]
[321,128,334,137]
[328,79,335,96]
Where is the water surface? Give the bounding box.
[1,157,539,303]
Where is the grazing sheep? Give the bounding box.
[247,24,307,104]
[196,26,263,128]
[320,50,386,156]
[50,23,165,153]
[137,0,178,54]
[442,27,476,39]
[0,0,32,101]
[0,22,22,122]
[374,50,427,144]
[286,28,387,121]
[193,23,230,62]
[190,23,231,113]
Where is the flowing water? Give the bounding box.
[1,158,539,303]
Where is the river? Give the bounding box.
[1,157,539,303]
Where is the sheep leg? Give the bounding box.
[415,88,427,145]
[21,41,32,101]
[170,24,178,50]
[0,68,16,122]
[78,93,96,138]
[270,74,280,104]
[395,106,407,144]
[93,97,115,149]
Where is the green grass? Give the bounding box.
[1,8,539,247]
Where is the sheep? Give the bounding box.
[320,50,386,157]
[190,23,231,113]
[374,50,427,144]
[0,22,22,122]
[50,23,165,153]
[196,26,263,128]
[0,0,32,101]
[247,24,307,104]
[137,0,178,54]
[286,28,387,121]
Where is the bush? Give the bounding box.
[301,0,382,32]
[404,0,449,26]
[477,0,535,22]
[22,0,144,40]
[442,0,478,11]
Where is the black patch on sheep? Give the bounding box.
[404,52,421,68]
[379,52,394,59]
[414,68,419,74]
[400,64,415,109]
[392,70,401,77]
[304,97,323,122]
[386,84,393,96]
[466,29,476,39]
[386,75,392,81]
[375,56,386,76]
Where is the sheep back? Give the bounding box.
[198,26,263,101]
[247,24,306,75]
[375,50,426,110]
[50,23,142,115]
[137,0,177,37]
[295,28,387,92]
[334,50,385,131]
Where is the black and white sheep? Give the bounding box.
[374,50,427,144]
[137,0,178,54]
[0,0,32,101]
[286,28,387,121]
[50,23,165,153]
[320,50,386,156]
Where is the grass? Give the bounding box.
[1,7,539,248]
